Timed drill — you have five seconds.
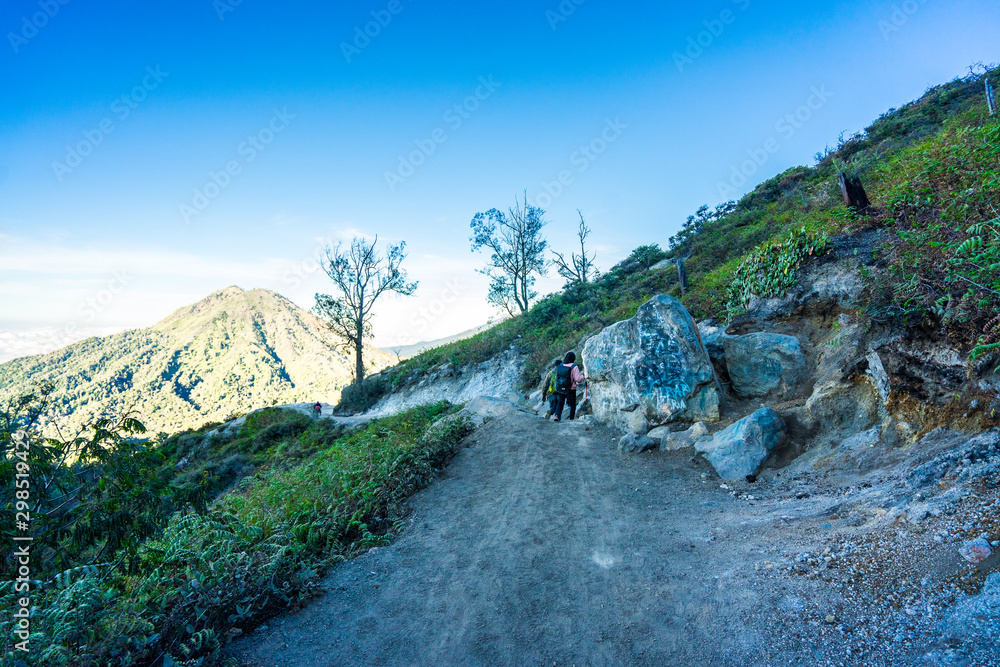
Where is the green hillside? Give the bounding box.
[0,287,392,434]
[340,66,1000,413]
[1,65,997,667]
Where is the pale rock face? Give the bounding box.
[696,408,787,480]
[582,295,719,434]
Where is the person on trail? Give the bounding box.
[313,402,323,418]
[542,359,561,419]
[552,351,585,422]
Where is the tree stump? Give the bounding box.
[838,173,871,212]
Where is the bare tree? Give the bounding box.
[470,193,548,316]
[552,210,596,285]
[313,236,417,384]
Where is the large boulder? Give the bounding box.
[695,408,786,480]
[582,295,719,434]
[723,333,806,399]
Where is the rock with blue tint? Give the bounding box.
[582,295,719,434]
[723,332,806,399]
[696,408,787,480]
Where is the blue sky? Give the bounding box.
[1,0,997,361]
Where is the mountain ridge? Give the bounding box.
[0,286,391,434]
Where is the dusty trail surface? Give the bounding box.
[231,411,968,666]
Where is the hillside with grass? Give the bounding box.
[0,286,392,434]
[1,65,998,667]
[342,66,999,413]
[1,383,471,665]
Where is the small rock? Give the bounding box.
[651,421,710,452]
[959,537,993,564]
[825,615,836,624]
[618,433,656,454]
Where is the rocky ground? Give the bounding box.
[229,406,1000,667]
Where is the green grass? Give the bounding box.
[156,407,351,510]
[1,402,472,666]
[862,111,1000,365]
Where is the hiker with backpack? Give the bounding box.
[542,358,561,418]
[552,351,585,422]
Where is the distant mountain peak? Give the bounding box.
[0,287,392,435]
[211,285,245,298]
[155,286,281,328]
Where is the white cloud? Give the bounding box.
[0,326,124,363]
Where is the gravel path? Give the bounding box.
[230,411,998,666]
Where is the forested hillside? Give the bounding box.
[0,286,391,434]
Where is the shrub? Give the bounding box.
[335,373,393,415]
[723,227,830,322]
[866,114,1000,357]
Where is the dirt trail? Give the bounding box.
[230,411,987,666]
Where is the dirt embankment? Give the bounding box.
[230,409,1000,666]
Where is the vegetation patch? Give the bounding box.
[723,227,831,322]
[1,393,471,666]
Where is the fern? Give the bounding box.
[724,227,830,322]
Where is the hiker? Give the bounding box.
[552,351,585,422]
[542,359,561,418]
[312,402,323,418]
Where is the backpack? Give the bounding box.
[554,364,574,395]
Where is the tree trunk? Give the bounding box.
[355,320,365,384]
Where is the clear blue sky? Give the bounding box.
[1,0,997,361]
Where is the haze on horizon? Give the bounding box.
[1,0,997,363]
